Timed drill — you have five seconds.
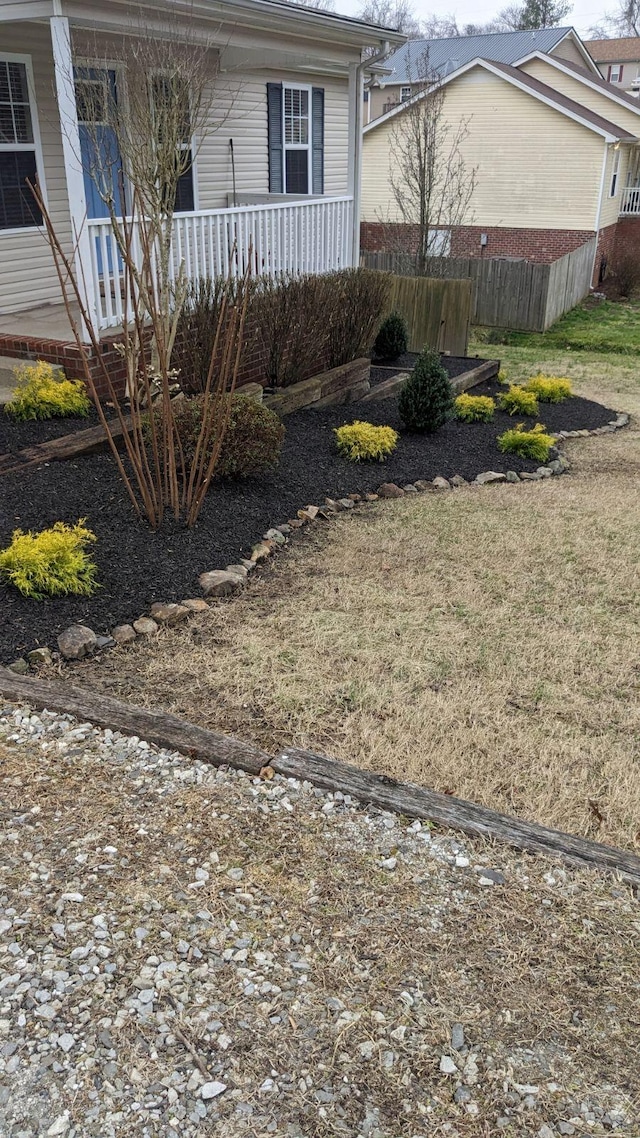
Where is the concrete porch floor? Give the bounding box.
[0,302,81,342]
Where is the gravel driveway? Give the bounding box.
[1,703,638,1137]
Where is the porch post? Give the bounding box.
[347,62,362,268]
[50,15,99,341]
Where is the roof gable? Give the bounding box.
[517,50,640,116]
[364,56,637,143]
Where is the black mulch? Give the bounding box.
[0,406,100,454]
[371,353,476,383]
[0,375,617,662]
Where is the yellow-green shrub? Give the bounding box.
[5,361,90,421]
[334,420,399,462]
[455,394,495,423]
[497,423,555,463]
[0,520,98,599]
[497,368,509,385]
[523,374,572,403]
[498,385,539,417]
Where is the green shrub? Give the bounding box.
[498,385,539,417]
[398,347,454,433]
[497,423,555,463]
[455,393,495,423]
[497,368,509,385]
[523,374,572,403]
[157,393,285,479]
[0,520,98,599]
[5,361,90,421]
[334,420,398,462]
[374,310,408,361]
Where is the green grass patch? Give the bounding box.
[475,297,640,356]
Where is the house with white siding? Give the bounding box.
[0,0,404,359]
[361,31,640,286]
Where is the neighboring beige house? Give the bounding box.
[361,39,640,286]
[365,26,596,122]
[0,0,404,366]
[585,37,640,96]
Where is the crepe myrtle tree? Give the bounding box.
[71,25,229,392]
[381,51,477,276]
[33,21,247,529]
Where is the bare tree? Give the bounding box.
[382,53,477,275]
[607,0,640,34]
[357,0,423,37]
[498,0,572,30]
[287,0,336,8]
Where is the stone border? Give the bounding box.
[4,410,630,673]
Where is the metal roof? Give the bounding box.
[378,27,575,85]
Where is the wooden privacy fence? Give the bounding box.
[363,238,596,332]
[383,274,472,355]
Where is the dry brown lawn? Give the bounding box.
[78,364,640,853]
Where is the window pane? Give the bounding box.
[284,87,308,145]
[0,105,14,144]
[285,149,308,194]
[0,60,33,144]
[12,102,33,143]
[8,62,29,103]
[0,151,42,229]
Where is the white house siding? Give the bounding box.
[362,67,606,232]
[519,57,640,137]
[0,22,73,315]
[196,70,349,209]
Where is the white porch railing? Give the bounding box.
[86,195,354,331]
[620,185,640,215]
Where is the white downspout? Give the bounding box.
[591,140,610,288]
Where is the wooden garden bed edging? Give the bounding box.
[263,358,370,416]
[2,664,640,886]
[0,414,132,477]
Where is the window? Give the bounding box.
[267,83,323,195]
[0,57,42,230]
[150,73,195,213]
[400,85,412,101]
[610,147,620,197]
[608,64,623,83]
[283,85,311,194]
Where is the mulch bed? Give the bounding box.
[0,375,617,662]
[0,405,100,454]
[371,354,476,384]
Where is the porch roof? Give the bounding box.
[0,0,407,53]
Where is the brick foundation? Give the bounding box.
[0,308,325,404]
[361,221,595,263]
[612,216,640,262]
[592,222,619,285]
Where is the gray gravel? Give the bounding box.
[1,703,638,1137]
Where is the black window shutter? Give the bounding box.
[267,82,283,193]
[312,87,324,195]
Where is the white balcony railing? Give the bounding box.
[86,195,354,331]
[620,185,640,215]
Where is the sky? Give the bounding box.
[335,0,613,38]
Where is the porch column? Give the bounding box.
[347,61,363,268]
[50,15,99,341]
